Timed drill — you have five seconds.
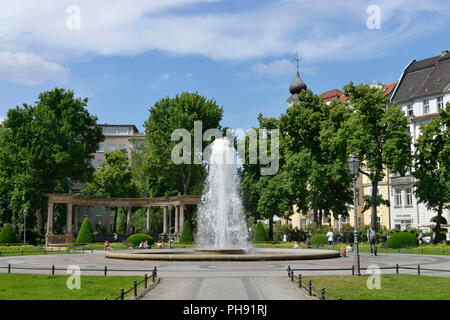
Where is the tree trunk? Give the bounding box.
[433,203,443,244]
[268,217,274,241]
[313,191,318,233]
[319,209,323,227]
[371,180,378,230]
[113,207,118,233]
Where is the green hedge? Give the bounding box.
[253,222,267,241]
[0,224,18,244]
[386,232,418,249]
[311,234,328,246]
[179,220,194,243]
[127,233,154,247]
[76,218,95,244]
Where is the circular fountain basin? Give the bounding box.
[105,248,340,261]
[194,248,246,255]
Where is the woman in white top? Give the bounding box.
[326,231,334,248]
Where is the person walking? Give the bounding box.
[367,224,377,256]
[326,230,334,248]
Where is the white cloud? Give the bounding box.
[0,51,68,85]
[0,0,448,68]
[151,73,171,90]
[250,59,296,77]
[0,116,5,123]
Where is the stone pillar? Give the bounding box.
[46,200,54,246]
[47,201,54,234]
[163,206,168,234]
[175,205,179,234]
[66,203,73,234]
[179,204,185,235]
[74,206,79,234]
[126,206,132,235]
[146,206,151,234]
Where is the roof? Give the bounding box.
[320,82,395,104]
[98,124,140,133]
[390,51,450,104]
[320,89,349,103]
[382,82,397,97]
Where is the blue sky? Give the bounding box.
[0,0,449,131]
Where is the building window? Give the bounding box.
[437,97,444,110]
[405,188,413,206]
[394,219,412,231]
[423,100,429,114]
[119,144,126,150]
[407,105,414,117]
[97,160,102,168]
[98,144,104,152]
[96,207,102,217]
[83,208,89,216]
[108,144,115,151]
[395,189,402,206]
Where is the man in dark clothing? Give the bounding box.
[367,224,377,256]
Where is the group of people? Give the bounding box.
[138,241,151,249]
[290,224,379,257]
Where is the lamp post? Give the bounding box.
[23,209,27,244]
[168,202,173,249]
[348,153,361,276]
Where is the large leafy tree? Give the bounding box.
[0,88,104,229]
[279,91,352,231]
[240,115,293,240]
[412,103,449,243]
[132,92,223,227]
[81,149,139,233]
[342,82,412,230]
[135,91,223,197]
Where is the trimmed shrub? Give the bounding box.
[25,229,45,246]
[310,234,328,247]
[76,218,96,244]
[179,220,194,243]
[0,224,18,244]
[252,222,267,241]
[386,232,418,249]
[127,233,154,247]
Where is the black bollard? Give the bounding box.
[298,274,302,288]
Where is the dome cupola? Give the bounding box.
[289,71,307,94]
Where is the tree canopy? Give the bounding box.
[412,103,450,243]
[132,91,223,197]
[0,88,104,228]
[341,82,412,229]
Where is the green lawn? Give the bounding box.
[297,274,450,300]
[0,273,148,300]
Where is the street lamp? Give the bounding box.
[168,202,173,249]
[23,209,27,244]
[347,153,361,276]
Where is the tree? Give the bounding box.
[240,115,292,240]
[342,82,412,230]
[75,218,95,244]
[82,149,139,233]
[412,103,450,243]
[0,223,18,243]
[0,88,104,231]
[279,91,352,231]
[179,220,194,242]
[252,221,267,241]
[137,91,223,197]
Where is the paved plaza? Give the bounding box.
[1,250,449,300]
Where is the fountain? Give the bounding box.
[105,138,340,261]
[195,138,249,255]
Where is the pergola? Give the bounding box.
[45,193,201,245]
